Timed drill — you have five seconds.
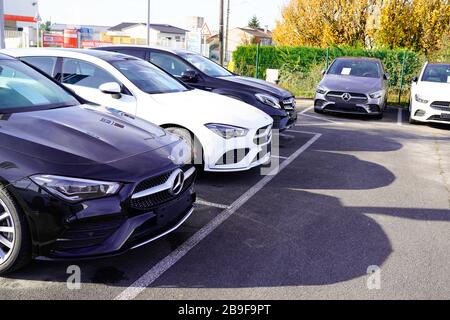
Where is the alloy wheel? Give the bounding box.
[0,199,15,265]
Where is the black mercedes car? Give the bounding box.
[314,57,389,119]
[95,46,298,131]
[0,54,196,274]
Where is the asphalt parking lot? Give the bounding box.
[1,102,449,300]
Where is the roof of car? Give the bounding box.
[0,48,139,62]
[97,44,197,56]
[334,57,382,62]
[0,53,15,60]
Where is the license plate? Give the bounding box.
[441,113,450,119]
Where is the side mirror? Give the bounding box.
[412,76,418,83]
[99,82,122,99]
[181,70,199,83]
[383,73,390,81]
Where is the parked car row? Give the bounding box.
[0,47,296,274]
[1,46,447,274]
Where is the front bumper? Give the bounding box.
[202,123,273,172]
[314,92,384,115]
[410,100,450,124]
[8,170,196,260]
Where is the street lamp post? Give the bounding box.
[0,0,5,49]
[146,0,151,45]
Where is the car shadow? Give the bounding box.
[1,123,448,293]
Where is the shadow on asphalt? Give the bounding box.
[2,119,449,291]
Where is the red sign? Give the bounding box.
[81,40,113,48]
[42,32,64,48]
[4,14,36,23]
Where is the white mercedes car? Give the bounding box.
[3,48,273,172]
[409,62,450,125]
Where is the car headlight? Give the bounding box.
[316,86,327,95]
[415,94,429,104]
[255,93,281,109]
[369,90,385,99]
[205,123,249,139]
[31,175,121,202]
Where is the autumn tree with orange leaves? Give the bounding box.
[273,0,450,56]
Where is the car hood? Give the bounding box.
[0,104,180,166]
[217,75,293,98]
[150,89,273,128]
[320,75,383,93]
[414,82,450,101]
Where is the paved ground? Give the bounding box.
[1,103,449,300]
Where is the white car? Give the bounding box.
[409,62,450,125]
[3,48,273,172]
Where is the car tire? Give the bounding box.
[0,187,32,275]
[373,113,384,120]
[165,127,203,169]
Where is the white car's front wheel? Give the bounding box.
[165,127,204,169]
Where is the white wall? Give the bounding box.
[4,0,38,18]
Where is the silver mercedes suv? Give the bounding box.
[314,57,389,119]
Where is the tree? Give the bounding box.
[375,0,450,56]
[40,21,51,32]
[273,0,374,47]
[248,15,261,29]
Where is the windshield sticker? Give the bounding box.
[341,68,351,75]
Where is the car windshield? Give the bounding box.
[0,59,79,113]
[179,53,233,77]
[327,59,381,78]
[422,64,450,83]
[111,59,188,94]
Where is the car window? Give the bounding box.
[20,56,57,76]
[149,52,193,77]
[114,49,147,60]
[60,58,118,89]
[111,59,188,94]
[0,60,79,112]
[179,52,233,77]
[328,59,381,78]
[422,64,450,83]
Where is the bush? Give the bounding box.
[233,45,425,104]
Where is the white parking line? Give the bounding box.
[196,199,230,209]
[397,108,403,126]
[114,131,322,300]
[297,107,340,124]
[299,106,314,114]
[272,155,289,160]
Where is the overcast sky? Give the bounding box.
[38,0,287,30]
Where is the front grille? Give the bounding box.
[324,103,367,114]
[326,91,368,104]
[216,148,250,165]
[427,115,450,122]
[281,97,296,110]
[254,125,272,146]
[130,165,196,211]
[252,143,272,163]
[430,101,450,111]
[53,217,125,251]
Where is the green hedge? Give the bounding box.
[232,45,425,103]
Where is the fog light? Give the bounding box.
[415,110,426,117]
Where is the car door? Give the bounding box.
[148,51,212,91]
[58,58,137,115]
